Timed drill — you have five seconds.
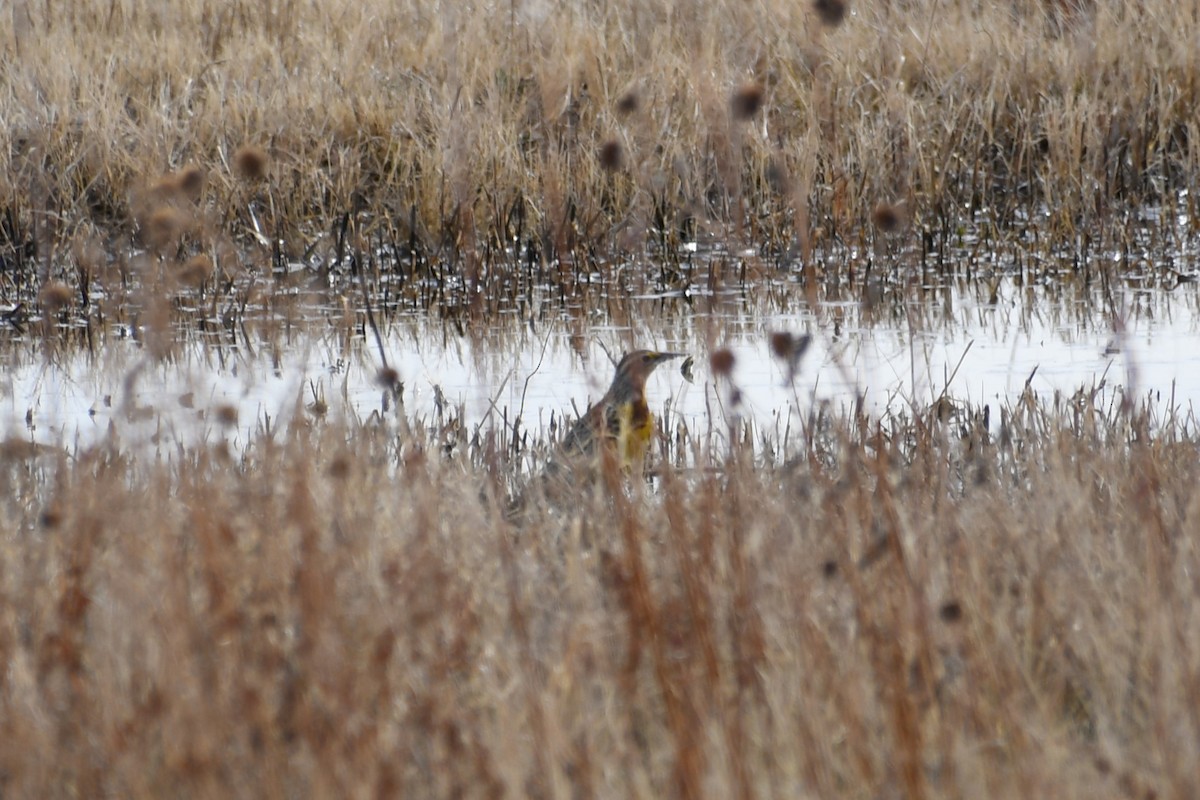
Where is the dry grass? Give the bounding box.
[2,0,1199,285]
[2,3,1198,795]
[0,395,1197,798]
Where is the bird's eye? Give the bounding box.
[643,353,654,362]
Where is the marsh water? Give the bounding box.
[5,263,1200,460]
[5,197,1200,456]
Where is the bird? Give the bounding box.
[505,349,685,519]
[519,349,685,510]
[558,349,685,467]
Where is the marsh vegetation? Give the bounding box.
[2,0,1200,797]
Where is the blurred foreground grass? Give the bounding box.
[0,394,1195,797]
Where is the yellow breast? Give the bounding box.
[616,400,654,469]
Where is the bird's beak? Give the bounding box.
[654,352,687,363]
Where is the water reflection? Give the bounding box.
[3,276,1199,456]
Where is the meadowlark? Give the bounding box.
[541,349,685,484]
[505,349,684,517]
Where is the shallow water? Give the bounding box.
[4,272,1199,458]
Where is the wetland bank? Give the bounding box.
[3,1,1200,797]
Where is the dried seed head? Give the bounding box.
[872,202,904,233]
[770,331,812,382]
[177,165,206,197]
[770,331,796,360]
[813,0,848,27]
[616,90,639,115]
[179,254,214,287]
[234,144,269,181]
[145,207,188,250]
[328,455,351,479]
[730,83,765,121]
[215,404,239,426]
[39,280,73,311]
[939,600,964,623]
[709,348,736,377]
[41,505,64,529]
[376,367,401,391]
[598,139,624,171]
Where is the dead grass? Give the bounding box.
[0,396,1197,798]
[2,0,1199,288]
[2,4,1198,793]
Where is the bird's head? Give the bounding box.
[608,349,686,399]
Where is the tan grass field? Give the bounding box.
[3,0,1198,273]
[1,397,1197,797]
[3,1,1200,797]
